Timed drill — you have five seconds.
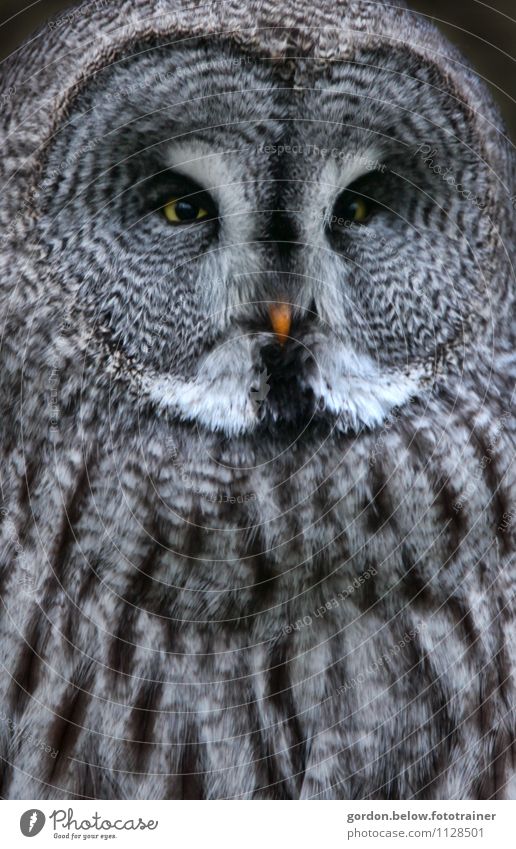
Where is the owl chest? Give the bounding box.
[91,433,452,633]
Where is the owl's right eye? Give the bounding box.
[331,194,372,226]
[163,197,210,224]
[143,171,217,227]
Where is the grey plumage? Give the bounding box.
[0,0,514,799]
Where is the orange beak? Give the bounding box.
[268,302,292,345]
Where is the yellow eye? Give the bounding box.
[163,197,209,224]
[348,198,369,222]
[329,192,374,232]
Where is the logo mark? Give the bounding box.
[20,810,46,837]
[250,368,271,413]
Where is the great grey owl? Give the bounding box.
[0,0,514,800]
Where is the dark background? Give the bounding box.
[0,0,514,139]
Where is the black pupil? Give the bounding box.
[175,200,199,221]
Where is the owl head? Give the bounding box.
[1,0,514,441]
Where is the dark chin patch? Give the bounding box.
[255,340,319,427]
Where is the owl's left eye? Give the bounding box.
[163,197,210,224]
[329,192,374,229]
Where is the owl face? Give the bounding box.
[39,40,494,436]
